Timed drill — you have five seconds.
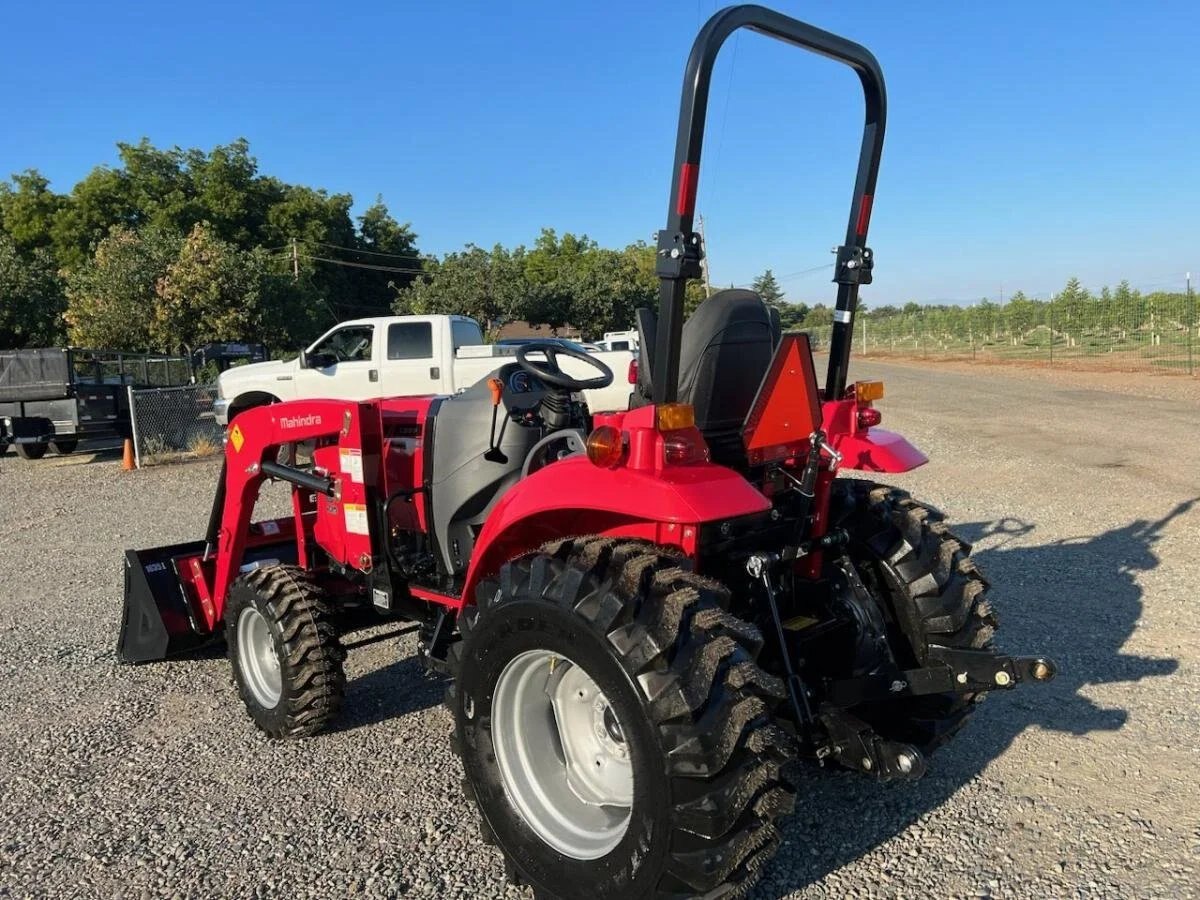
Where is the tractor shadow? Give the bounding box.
[755,498,1193,898]
[334,642,446,733]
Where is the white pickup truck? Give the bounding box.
[213,315,634,425]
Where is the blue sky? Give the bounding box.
[2,1,1196,305]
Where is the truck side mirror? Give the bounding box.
[298,348,309,369]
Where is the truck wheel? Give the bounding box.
[448,538,796,900]
[838,481,997,754]
[15,443,47,460]
[49,439,78,455]
[224,564,346,739]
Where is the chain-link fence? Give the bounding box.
[806,289,1198,375]
[128,384,223,466]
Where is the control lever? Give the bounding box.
[484,377,509,463]
[746,554,813,729]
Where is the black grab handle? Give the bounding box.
[651,4,887,404]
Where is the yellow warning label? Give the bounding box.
[344,503,369,535]
[229,424,245,453]
[782,614,820,631]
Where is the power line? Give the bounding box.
[301,239,432,261]
[298,253,428,275]
[705,31,740,216]
[775,262,834,281]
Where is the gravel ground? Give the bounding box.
[0,360,1197,899]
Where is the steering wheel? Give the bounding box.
[515,342,613,391]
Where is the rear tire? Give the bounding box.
[448,537,796,900]
[224,564,345,738]
[838,481,997,754]
[15,443,47,460]
[49,439,78,455]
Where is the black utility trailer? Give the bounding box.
[0,348,191,460]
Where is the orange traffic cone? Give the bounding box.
[122,438,136,471]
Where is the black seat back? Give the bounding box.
[629,307,657,409]
[678,289,781,466]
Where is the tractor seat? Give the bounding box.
[677,289,781,467]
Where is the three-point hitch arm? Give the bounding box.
[649,4,887,405]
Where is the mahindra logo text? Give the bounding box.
[280,414,323,429]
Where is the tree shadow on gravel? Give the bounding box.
[755,498,1193,898]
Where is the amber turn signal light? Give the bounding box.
[655,403,695,431]
[854,381,884,403]
[586,425,626,468]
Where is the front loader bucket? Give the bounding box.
[118,541,214,663]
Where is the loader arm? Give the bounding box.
[203,399,384,630]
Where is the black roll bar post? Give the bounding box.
[650,4,887,404]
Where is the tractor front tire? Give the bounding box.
[839,481,997,754]
[448,538,796,900]
[224,564,346,739]
[15,442,47,460]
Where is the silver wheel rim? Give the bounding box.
[491,649,633,860]
[237,607,282,708]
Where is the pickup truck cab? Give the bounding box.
[214,315,633,424]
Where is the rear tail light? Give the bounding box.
[627,359,638,385]
[663,429,710,466]
[857,407,882,429]
[585,426,626,468]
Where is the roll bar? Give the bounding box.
[650,4,887,404]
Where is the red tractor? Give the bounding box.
[118,7,1055,898]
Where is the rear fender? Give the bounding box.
[461,455,770,602]
[822,399,927,473]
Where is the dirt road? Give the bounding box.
[0,360,1196,898]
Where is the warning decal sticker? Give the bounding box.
[339,447,364,483]
[229,424,245,453]
[343,503,369,535]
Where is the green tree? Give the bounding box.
[802,304,834,328]
[0,170,65,251]
[1005,290,1037,338]
[751,269,785,304]
[0,233,66,346]
[776,302,810,330]
[49,165,137,269]
[64,226,182,349]
[1054,277,1091,330]
[395,243,528,330]
[152,223,268,353]
[351,197,421,315]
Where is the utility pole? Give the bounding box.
[291,237,299,279]
[697,213,712,298]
